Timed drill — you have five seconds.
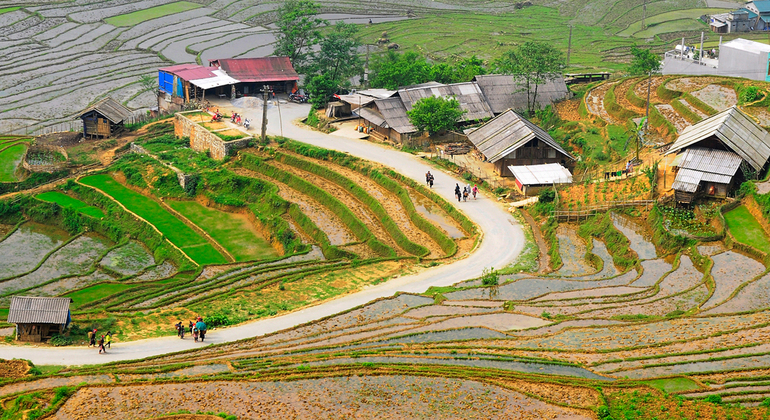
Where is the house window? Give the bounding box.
[547,149,556,159]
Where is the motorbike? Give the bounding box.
[211,113,222,122]
[289,92,308,103]
[244,119,250,130]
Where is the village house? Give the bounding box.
[662,38,770,82]
[467,109,576,189]
[78,96,132,139]
[664,106,770,203]
[158,57,299,111]
[472,74,569,114]
[7,296,72,342]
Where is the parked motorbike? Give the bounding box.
[289,92,308,103]
[211,112,222,122]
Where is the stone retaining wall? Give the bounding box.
[130,143,195,190]
[174,112,251,160]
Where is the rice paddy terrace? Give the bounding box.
[0,0,750,136]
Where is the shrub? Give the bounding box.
[538,188,555,203]
[49,334,73,347]
[481,267,499,286]
[739,85,762,104]
[705,394,722,404]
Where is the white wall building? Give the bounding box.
[662,38,770,82]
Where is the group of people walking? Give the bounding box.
[454,183,478,202]
[87,329,111,354]
[175,317,208,342]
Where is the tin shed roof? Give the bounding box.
[397,81,494,122]
[467,109,575,163]
[665,106,770,171]
[473,74,569,114]
[78,97,132,124]
[209,57,299,82]
[509,163,573,185]
[8,296,72,324]
[356,107,387,127]
[374,97,417,134]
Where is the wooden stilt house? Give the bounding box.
[78,97,132,139]
[7,296,72,342]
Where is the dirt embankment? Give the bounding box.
[0,359,30,379]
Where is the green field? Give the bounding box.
[358,7,666,72]
[643,377,701,393]
[724,205,770,252]
[0,7,19,14]
[104,1,202,26]
[167,201,278,262]
[0,143,27,182]
[65,283,134,309]
[618,8,726,37]
[79,174,227,265]
[36,191,105,219]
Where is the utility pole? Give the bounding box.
[566,25,573,66]
[260,85,270,142]
[642,0,647,30]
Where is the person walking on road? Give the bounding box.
[472,185,478,200]
[454,184,461,202]
[105,331,112,349]
[426,171,434,188]
[88,328,96,347]
[97,335,106,354]
[463,186,469,202]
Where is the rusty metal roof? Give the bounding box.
[159,63,200,73]
[356,106,387,127]
[671,147,741,193]
[7,296,72,324]
[397,81,494,122]
[473,74,569,114]
[467,109,575,163]
[78,96,132,123]
[209,57,299,82]
[665,106,770,171]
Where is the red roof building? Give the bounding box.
[209,57,299,83]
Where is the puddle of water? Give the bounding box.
[407,190,464,239]
[622,353,770,379]
[100,240,154,276]
[703,251,765,310]
[554,225,594,277]
[703,272,770,315]
[631,259,673,287]
[570,240,619,280]
[611,213,657,260]
[53,376,593,420]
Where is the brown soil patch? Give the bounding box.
[586,81,617,124]
[0,359,29,379]
[655,104,688,132]
[216,129,246,137]
[558,174,651,208]
[278,151,445,257]
[201,121,227,130]
[633,76,666,106]
[554,98,582,121]
[614,77,646,114]
[495,379,600,408]
[151,416,222,420]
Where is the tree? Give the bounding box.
[628,46,661,131]
[496,42,565,115]
[138,74,160,115]
[273,0,327,72]
[312,22,362,83]
[407,96,465,135]
[370,51,432,90]
[305,72,338,110]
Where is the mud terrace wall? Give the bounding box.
[130,143,195,189]
[175,112,251,160]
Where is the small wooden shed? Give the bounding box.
[78,97,132,139]
[7,296,72,342]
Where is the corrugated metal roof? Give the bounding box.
[664,106,770,171]
[356,107,387,127]
[397,81,494,122]
[357,88,397,99]
[671,168,703,193]
[467,109,575,163]
[78,96,132,123]
[374,97,417,133]
[8,296,72,324]
[750,0,770,13]
[174,66,216,81]
[189,69,239,90]
[336,93,377,109]
[509,163,572,185]
[677,147,742,176]
[159,63,200,73]
[210,57,299,82]
[473,74,569,114]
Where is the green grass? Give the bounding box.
[618,8,727,37]
[0,6,20,14]
[79,174,227,265]
[65,284,135,309]
[36,191,105,219]
[104,1,202,26]
[0,143,27,182]
[167,200,278,262]
[0,307,8,321]
[643,377,701,393]
[725,205,770,252]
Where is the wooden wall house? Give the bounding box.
[7,296,72,342]
[468,109,576,177]
[665,106,770,203]
[78,97,132,139]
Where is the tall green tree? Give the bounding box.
[370,51,432,90]
[407,96,465,135]
[305,72,338,110]
[628,46,661,131]
[273,0,327,72]
[312,22,362,83]
[496,41,566,115]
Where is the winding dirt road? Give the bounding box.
[0,102,524,365]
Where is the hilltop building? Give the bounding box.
[662,38,770,82]
[710,0,770,32]
[158,57,299,111]
[664,106,770,203]
[8,296,72,342]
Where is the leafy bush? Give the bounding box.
[739,86,762,104]
[49,334,73,347]
[204,312,242,328]
[705,394,722,404]
[538,188,555,203]
[481,267,499,286]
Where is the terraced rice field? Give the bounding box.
[35,191,105,219]
[0,136,31,181]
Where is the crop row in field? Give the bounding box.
[36,191,105,219]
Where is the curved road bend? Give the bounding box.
[0,102,524,365]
